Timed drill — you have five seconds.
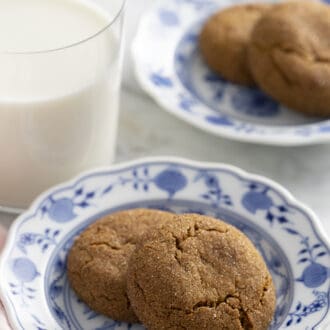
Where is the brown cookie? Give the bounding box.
[248,1,330,117]
[67,208,174,323]
[127,214,276,330]
[199,3,271,86]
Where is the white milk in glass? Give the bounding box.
[0,0,122,208]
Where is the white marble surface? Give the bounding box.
[1,0,330,242]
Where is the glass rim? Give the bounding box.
[2,0,126,55]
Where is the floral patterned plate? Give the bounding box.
[132,0,330,146]
[0,157,330,329]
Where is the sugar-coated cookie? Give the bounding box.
[199,4,271,86]
[127,214,276,330]
[249,1,330,116]
[67,208,174,322]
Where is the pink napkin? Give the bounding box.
[0,225,12,330]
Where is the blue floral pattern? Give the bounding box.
[158,9,180,27]
[150,73,173,88]
[194,171,232,207]
[230,89,280,117]
[18,228,60,254]
[133,0,330,145]
[242,183,291,225]
[10,258,39,306]
[1,159,330,329]
[175,0,216,10]
[286,291,328,327]
[39,187,98,222]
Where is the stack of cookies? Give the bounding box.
[199,1,330,117]
[67,209,276,329]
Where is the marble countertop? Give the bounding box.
[1,0,330,240]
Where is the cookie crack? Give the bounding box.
[252,43,304,86]
[175,236,184,252]
[192,299,223,310]
[270,51,296,86]
[166,283,255,329]
[311,45,330,65]
[276,46,330,66]
[193,292,239,310]
[134,279,147,304]
[313,55,330,65]
[238,307,253,330]
[69,249,95,276]
[260,275,272,306]
[172,226,228,267]
[90,241,134,250]
[226,295,253,330]
[253,42,305,57]
[172,226,228,249]
[80,259,96,275]
[254,42,330,88]
[170,292,238,314]
[100,293,115,304]
[124,292,132,311]
[134,279,173,322]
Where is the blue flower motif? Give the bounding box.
[243,184,291,223]
[175,0,215,10]
[195,172,232,207]
[205,175,219,188]
[18,229,60,254]
[203,72,227,101]
[231,89,280,117]
[242,190,273,214]
[204,72,226,84]
[31,314,46,330]
[40,186,97,222]
[179,94,198,112]
[205,115,234,126]
[286,291,328,326]
[298,263,329,288]
[12,258,39,283]
[48,198,76,223]
[158,9,180,26]
[283,226,330,289]
[19,233,37,246]
[151,73,173,87]
[50,282,63,299]
[183,32,198,44]
[154,169,187,197]
[319,125,330,133]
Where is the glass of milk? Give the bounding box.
[0,0,125,211]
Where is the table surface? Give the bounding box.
[1,0,330,240]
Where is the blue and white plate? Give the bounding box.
[1,157,330,329]
[132,0,330,146]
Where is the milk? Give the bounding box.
[0,0,123,209]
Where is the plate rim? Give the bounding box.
[1,156,330,329]
[131,0,330,146]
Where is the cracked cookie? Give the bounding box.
[199,3,271,86]
[67,208,174,323]
[127,214,276,329]
[248,1,330,117]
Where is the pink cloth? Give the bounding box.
[0,225,12,330]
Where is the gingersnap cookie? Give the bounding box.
[199,3,271,86]
[67,208,174,323]
[127,214,276,330]
[248,1,330,117]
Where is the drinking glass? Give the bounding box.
[0,0,125,212]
